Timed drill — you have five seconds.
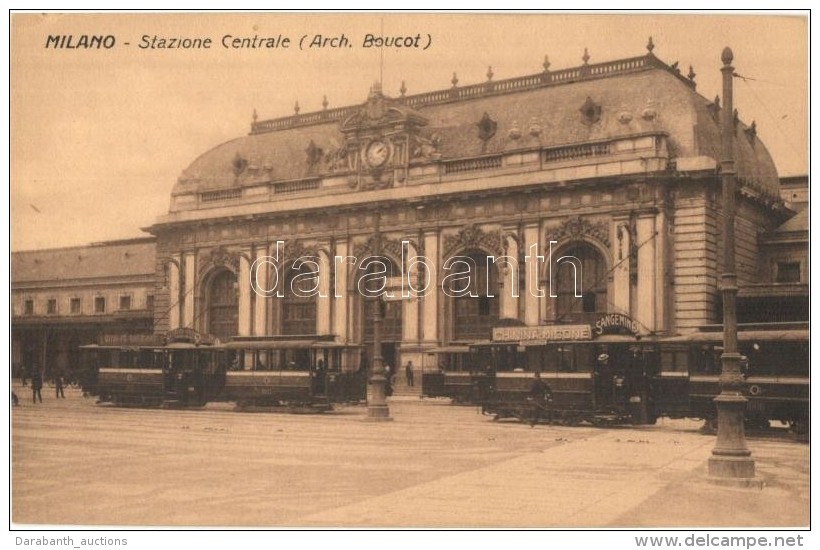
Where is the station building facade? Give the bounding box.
[146,43,794,373]
[10,238,156,377]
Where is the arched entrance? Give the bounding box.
[449,250,500,341]
[207,269,238,339]
[552,241,608,323]
[282,262,318,335]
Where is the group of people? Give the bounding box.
[13,365,67,406]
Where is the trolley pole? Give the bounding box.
[708,47,755,483]
[365,209,392,421]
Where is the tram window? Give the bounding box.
[576,345,594,372]
[542,347,559,372]
[660,350,688,372]
[556,346,574,372]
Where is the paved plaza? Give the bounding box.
[11,382,809,528]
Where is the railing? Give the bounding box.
[251,54,688,135]
[200,188,242,202]
[543,142,611,163]
[443,155,503,175]
[273,179,321,194]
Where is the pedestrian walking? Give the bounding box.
[21,363,28,387]
[31,367,43,404]
[405,361,415,387]
[54,368,65,399]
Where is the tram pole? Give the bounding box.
[708,47,755,483]
[365,209,392,421]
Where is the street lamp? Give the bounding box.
[708,47,755,483]
[365,209,392,421]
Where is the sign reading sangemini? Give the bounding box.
[492,325,592,343]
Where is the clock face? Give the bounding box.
[365,140,390,168]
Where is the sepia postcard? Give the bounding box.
[9,11,810,543]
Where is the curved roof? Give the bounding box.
[173,55,780,199]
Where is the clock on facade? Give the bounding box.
[365,140,390,168]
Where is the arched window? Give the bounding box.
[554,243,608,321]
[450,250,500,340]
[282,261,318,335]
[208,269,238,339]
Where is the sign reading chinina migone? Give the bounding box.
[492,325,592,343]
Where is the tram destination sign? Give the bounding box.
[492,325,592,343]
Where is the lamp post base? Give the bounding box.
[364,404,393,422]
[363,375,392,422]
[709,392,757,484]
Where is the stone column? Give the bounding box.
[421,230,439,342]
[238,250,252,337]
[183,252,196,329]
[611,219,631,315]
[332,240,350,342]
[168,255,181,330]
[523,224,541,326]
[402,240,420,344]
[253,245,268,336]
[636,215,657,333]
[654,209,668,333]
[317,249,332,335]
[499,234,519,320]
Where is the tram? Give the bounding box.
[80,330,366,411]
[478,327,657,425]
[223,335,366,410]
[651,323,809,433]
[421,345,484,402]
[439,317,809,431]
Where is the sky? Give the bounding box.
[9,12,809,251]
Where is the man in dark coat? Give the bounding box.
[31,367,43,404]
[528,371,553,427]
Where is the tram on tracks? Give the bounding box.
[651,323,809,434]
[80,329,366,411]
[423,316,809,431]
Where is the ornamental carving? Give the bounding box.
[232,153,248,177]
[199,246,240,278]
[282,241,320,265]
[443,224,504,258]
[579,96,602,125]
[477,112,498,142]
[544,216,610,248]
[353,235,407,263]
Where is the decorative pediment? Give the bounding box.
[544,216,610,248]
[443,224,504,258]
[340,83,428,135]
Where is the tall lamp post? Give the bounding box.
[708,47,755,482]
[365,209,392,421]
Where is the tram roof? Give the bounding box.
[660,329,809,343]
[223,339,361,350]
